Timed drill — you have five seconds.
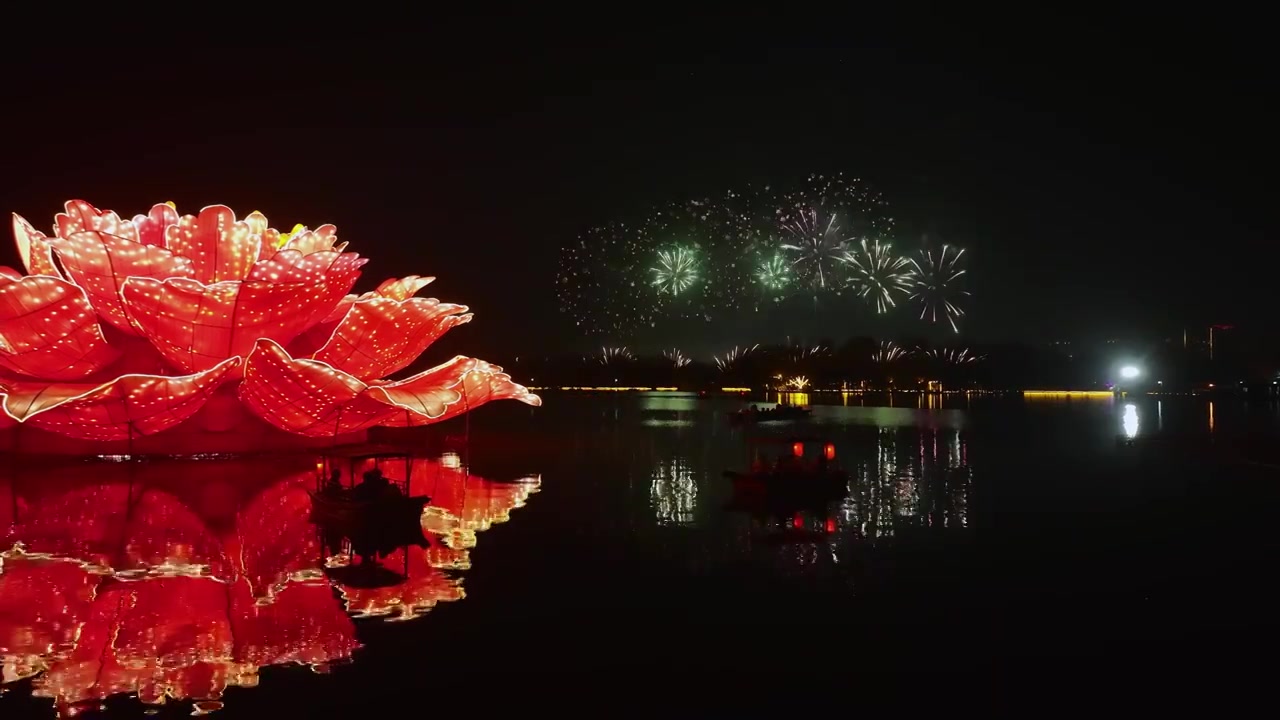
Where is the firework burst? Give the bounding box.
[715,344,759,373]
[872,340,909,364]
[650,246,700,296]
[778,207,850,291]
[663,348,691,368]
[755,253,790,291]
[908,243,969,333]
[923,348,979,364]
[594,346,636,365]
[840,237,914,314]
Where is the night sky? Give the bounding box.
[4,17,1273,361]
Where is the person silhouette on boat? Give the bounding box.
[353,468,394,500]
[324,468,344,495]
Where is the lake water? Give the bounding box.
[2,392,1278,715]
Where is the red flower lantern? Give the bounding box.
[0,201,540,445]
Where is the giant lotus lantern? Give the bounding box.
[0,201,540,454]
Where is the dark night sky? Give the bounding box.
[3,15,1273,361]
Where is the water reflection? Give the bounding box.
[650,457,698,526]
[0,455,538,714]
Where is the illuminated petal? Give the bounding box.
[233,480,323,598]
[368,356,542,425]
[130,202,179,247]
[371,275,434,301]
[0,267,20,282]
[0,274,121,380]
[165,205,262,283]
[285,293,359,357]
[230,580,359,667]
[244,210,282,261]
[0,356,239,441]
[237,338,396,436]
[282,224,338,255]
[54,199,138,243]
[119,277,351,373]
[52,230,195,335]
[246,249,367,320]
[311,296,471,379]
[12,213,62,278]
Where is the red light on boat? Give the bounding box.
[824,443,835,460]
[792,441,804,457]
[825,518,836,533]
[793,513,803,529]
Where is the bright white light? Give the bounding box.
[1120,366,1140,379]
[1122,403,1139,439]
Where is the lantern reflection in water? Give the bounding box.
[0,454,539,714]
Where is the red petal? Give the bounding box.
[12,213,62,278]
[0,356,239,441]
[282,224,339,255]
[285,293,359,357]
[311,297,471,380]
[238,338,396,436]
[244,210,282,261]
[0,275,122,380]
[119,277,349,373]
[165,205,262,283]
[52,230,195,335]
[372,275,434,301]
[368,356,542,425]
[54,200,138,243]
[130,203,179,248]
[0,266,21,283]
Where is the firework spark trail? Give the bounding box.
[908,244,969,333]
[715,344,759,372]
[872,340,909,364]
[923,348,979,364]
[663,348,691,368]
[840,237,914,314]
[650,246,699,296]
[594,346,636,365]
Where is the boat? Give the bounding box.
[309,445,432,540]
[723,435,849,502]
[728,405,812,424]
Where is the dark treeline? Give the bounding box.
[495,336,1277,392]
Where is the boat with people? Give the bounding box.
[723,435,849,502]
[728,404,812,424]
[309,446,432,544]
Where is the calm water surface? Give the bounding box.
[3,392,1279,714]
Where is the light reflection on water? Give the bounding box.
[0,456,539,715]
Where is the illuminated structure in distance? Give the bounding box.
[0,201,540,454]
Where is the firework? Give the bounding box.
[663,348,691,368]
[755,253,790,291]
[922,348,979,364]
[714,344,759,373]
[594,346,635,365]
[787,344,829,364]
[872,340,909,364]
[840,237,914,314]
[908,243,969,333]
[556,222,655,335]
[650,246,699,296]
[778,207,850,291]
[775,173,895,295]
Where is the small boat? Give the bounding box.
[308,490,431,534]
[723,436,849,502]
[728,405,812,424]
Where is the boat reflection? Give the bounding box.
[0,454,539,714]
[723,426,971,544]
